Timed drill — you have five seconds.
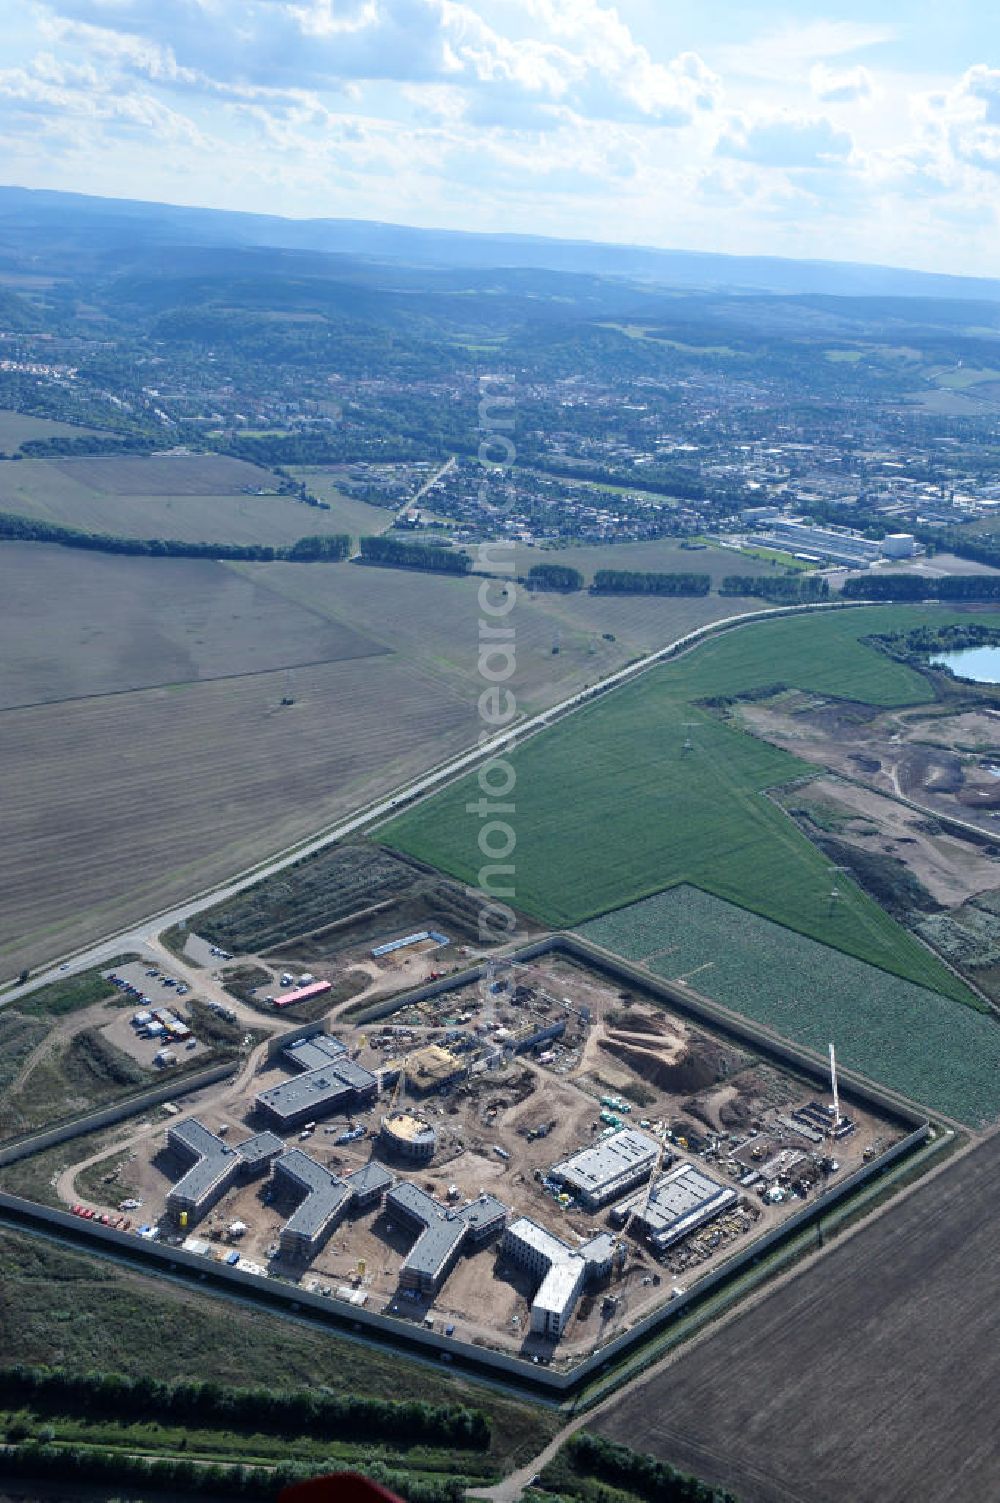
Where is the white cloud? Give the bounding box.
[810,63,874,104]
[718,20,894,83]
[717,113,854,170]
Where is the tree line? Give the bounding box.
[525,562,584,591]
[551,1433,738,1503]
[0,511,350,563]
[592,569,711,596]
[840,573,1000,601]
[720,574,829,602]
[0,1366,490,1449]
[359,535,471,574]
[0,1443,466,1502]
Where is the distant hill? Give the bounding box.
[1,184,999,303]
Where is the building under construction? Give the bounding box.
[610,1161,737,1251]
[551,1128,660,1210]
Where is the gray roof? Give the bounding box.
[552,1129,659,1197]
[456,1193,508,1237]
[275,1150,352,1242]
[169,1120,239,1206]
[344,1162,395,1196]
[284,1035,348,1073]
[237,1130,284,1169]
[256,1055,377,1123]
[385,1182,468,1283]
[612,1162,737,1249]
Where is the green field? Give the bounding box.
[383,607,995,1004]
[579,886,1000,1125]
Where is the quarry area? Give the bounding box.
[53,943,905,1369]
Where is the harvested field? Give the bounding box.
[0,454,360,546]
[0,654,476,980]
[579,885,1000,1125]
[288,467,397,537]
[48,454,277,495]
[0,544,385,708]
[0,410,109,452]
[596,1135,1000,1503]
[240,556,769,713]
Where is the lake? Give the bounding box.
[930,645,1000,684]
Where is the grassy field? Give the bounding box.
[476,537,777,587]
[0,543,385,709]
[0,411,109,452]
[0,1229,558,1471]
[595,1133,1000,1503]
[288,466,397,538]
[383,607,994,1003]
[579,886,1000,1123]
[0,453,366,546]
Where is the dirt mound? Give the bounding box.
[599,1032,728,1096]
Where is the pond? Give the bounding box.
[930,645,1000,684]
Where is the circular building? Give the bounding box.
[379,1111,437,1163]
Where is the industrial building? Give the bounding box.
[756,519,881,566]
[273,1151,395,1260]
[551,1128,660,1210]
[385,1182,507,1295]
[255,1041,378,1130]
[501,1218,619,1338]
[379,1111,437,1163]
[610,1162,738,1251]
[166,1120,283,1222]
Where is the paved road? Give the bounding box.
[0,601,862,1005]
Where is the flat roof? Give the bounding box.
[237,1130,284,1168]
[285,1035,347,1073]
[534,1259,585,1317]
[552,1129,659,1196]
[385,1181,485,1284]
[274,980,331,1008]
[275,1150,353,1241]
[256,1056,377,1123]
[344,1162,395,1196]
[169,1120,239,1206]
[617,1161,738,1247]
[456,1193,507,1236]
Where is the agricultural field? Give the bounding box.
[0,409,110,453]
[595,1133,1000,1503]
[0,452,361,546]
[382,607,993,1002]
[241,554,768,714]
[0,543,385,708]
[579,886,1000,1125]
[0,653,477,980]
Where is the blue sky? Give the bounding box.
[1,1,998,276]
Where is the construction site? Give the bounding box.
[49,942,910,1368]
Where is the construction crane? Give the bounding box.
[626,1128,669,1239]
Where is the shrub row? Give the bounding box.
[359,535,471,574]
[0,1443,465,1502]
[0,1367,490,1450]
[591,570,710,596]
[841,573,1000,601]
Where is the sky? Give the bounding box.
[1,0,998,277]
